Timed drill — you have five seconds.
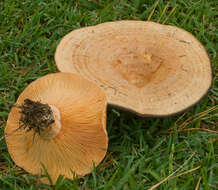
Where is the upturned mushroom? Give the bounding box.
[55,21,212,116]
[5,73,108,184]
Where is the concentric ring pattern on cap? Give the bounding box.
[55,21,212,116]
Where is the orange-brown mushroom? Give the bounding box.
[5,73,108,184]
[55,21,212,116]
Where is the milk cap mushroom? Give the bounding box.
[55,21,212,116]
[5,73,108,184]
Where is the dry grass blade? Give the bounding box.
[162,5,177,24]
[178,128,218,134]
[171,166,201,179]
[148,151,196,190]
[200,113,218,120]
[147,0,160,21]
[177,112,218,131]
[195,177,202,190]
[167,105,218,133]
[157,2,170,23]
[99,152,114,171]
[174,112,186,126]
[192,106,218,120]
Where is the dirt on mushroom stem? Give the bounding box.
[14,99,55,136]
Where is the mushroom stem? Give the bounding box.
[40,105,61,140]
[18,99,61,140]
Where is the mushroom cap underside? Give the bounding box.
[5,73,108,184]
[55,20,212,116]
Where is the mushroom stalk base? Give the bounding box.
[18,99,61,140]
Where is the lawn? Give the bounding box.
[0,0,217,189]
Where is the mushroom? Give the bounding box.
[55,21,212,116]
[5,73,108,184]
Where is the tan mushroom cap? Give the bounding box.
[5,73,108,184]
[55,21,212,116]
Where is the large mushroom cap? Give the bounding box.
[55,21,212,116]
[5,73,108,184]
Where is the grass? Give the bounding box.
[0,0,217,189]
